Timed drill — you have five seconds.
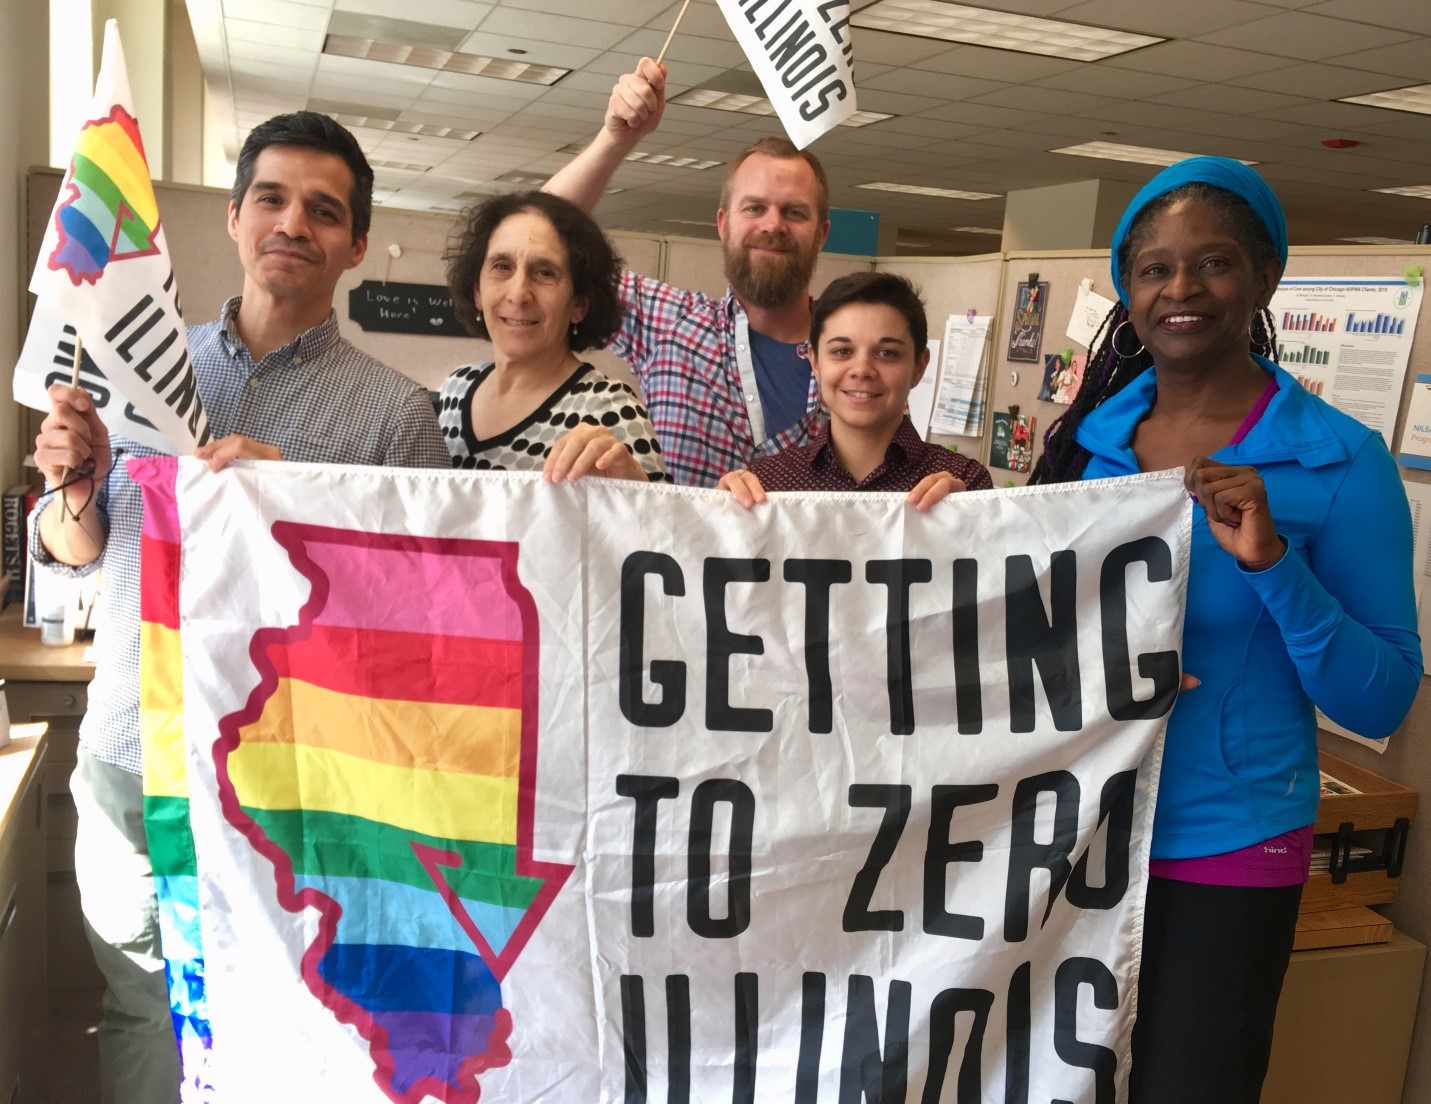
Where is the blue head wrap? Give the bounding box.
[1109,156,1288,305]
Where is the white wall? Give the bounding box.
[2,0,52,487]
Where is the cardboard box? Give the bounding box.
[1263,931,1425,1104]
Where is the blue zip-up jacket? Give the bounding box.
[1077,357,1421,859]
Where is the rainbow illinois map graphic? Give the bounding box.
[215,525,571,1103]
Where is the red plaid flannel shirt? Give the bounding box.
[608,270,822,488]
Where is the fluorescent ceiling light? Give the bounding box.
[852,1,1162,62]
[663,218,718,227]
[856,181,999,200]
[1340,84,1431,116]
[495,171,549,186]
[951,225,1003,235]
[669,89,893,127]
[1051,141,1256,167]
[1373,185,1431,200]
[1338,236,1410,245]
[370,159,431,172]
[328,113,479,141]
[625,151,722,170]
[323,35,569,84]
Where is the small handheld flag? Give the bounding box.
[14,20,210,455]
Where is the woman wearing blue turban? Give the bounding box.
[1031,157,1420,1102]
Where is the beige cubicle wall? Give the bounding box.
[981,249,1114,487]
[875,252,1006,462]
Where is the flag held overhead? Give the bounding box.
[714,0,857,149]
[15,19,210,454]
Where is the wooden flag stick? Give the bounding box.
[71,334,84,388]
[655,0,693,67]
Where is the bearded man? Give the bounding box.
[545,58,831,487]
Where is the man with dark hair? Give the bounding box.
[30,111,447,1103]
[230,110,375,240]
[545,59,831,487]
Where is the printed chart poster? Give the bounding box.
[1268,278,1424,446]
[1007,281,1049,363]
[140,461,1189,1104]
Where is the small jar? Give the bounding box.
[39,599,75,647]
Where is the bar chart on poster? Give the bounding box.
[1268,278,1423,446]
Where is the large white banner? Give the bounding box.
[145,464,1188,1103]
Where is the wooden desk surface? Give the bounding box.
[0,724,48,842]
[0,606,95,682]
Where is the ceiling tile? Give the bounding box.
[968,85,1118,115]
[641,0,732,38]
[447,31,600,68]
[1254,99,1416,128]
[1179,115,1325,143]
[614,27,747,68]
[503,0,673,20]
[849,27,955,67]
[333,0,493,26]
[1101,40,1294,81]
[224,20,326,52]
[1056,0,1281,37]
[477,7,628,46]
[1305,0,1431,35]
[1226,62,1410,99]
[1333,40,1431,81]
[1195,12,1417,60]
[909,44,1082,81]
[1145,83,1312,116]
[222,0,332,31]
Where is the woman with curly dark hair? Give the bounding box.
[438,190,667,482]
[1031,157,1420,1103]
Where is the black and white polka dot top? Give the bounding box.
[438,362,669,481]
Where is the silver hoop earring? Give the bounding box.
[1111,319,1145,360]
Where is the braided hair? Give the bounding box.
[1029,183,1282,485]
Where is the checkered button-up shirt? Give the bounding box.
[608,270,823,488]
[30,297,451,774]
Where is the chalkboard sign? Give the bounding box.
[347,280,467,337]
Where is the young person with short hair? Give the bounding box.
[718,272,991,506]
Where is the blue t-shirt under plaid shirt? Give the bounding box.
[749,329,812,439]
[29,297,451,774]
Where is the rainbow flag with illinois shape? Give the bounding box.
[134,456,572,1103]
[16,19,209,455]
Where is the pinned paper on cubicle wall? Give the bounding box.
[1398,374,1431,470]
[906,338,940,439]
[929,313,990,437]
[1066,279,1117,349]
